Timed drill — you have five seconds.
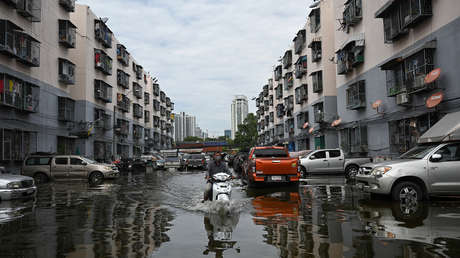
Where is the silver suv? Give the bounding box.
[356,142,460,201]
[22,155,119,184]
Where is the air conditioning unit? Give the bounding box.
[396,93,410,105]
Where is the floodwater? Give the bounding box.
[1,170,460,257]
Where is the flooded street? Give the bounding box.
[1,170,460,257]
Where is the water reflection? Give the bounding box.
[203,212,240,258]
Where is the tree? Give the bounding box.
[233,113,258,152]
[183,136,203,142]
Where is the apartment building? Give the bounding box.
[231,95,248,139]
[0,1,174,170]
[257,0,338,151]
[334,0,460,158]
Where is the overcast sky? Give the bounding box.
[78,0,313,137]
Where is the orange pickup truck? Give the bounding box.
[242,146,300,187]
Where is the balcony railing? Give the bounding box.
[283,50,292,69]
[94,80,112,103]
[58,96,75,122]
[116,44,129,66]
[274,65,282,81]
[17,0,41,22]
[15,31,40,67]
[133,104,143,118]
[95,19,112,48]
[133,82,142,99]
[406,63,435,94]
[314,112,324,123]
[343,0,362,28]
[294,29,306,54]
[346,80,366,110]
[117,69,129,89]
[59,0,75,12]
[95,49,112,75]
[59,20,76,48]
[312,71,323,93]
[58,58,75,85]
[116,94,130,113]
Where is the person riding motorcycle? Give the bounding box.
[203,152,231,202]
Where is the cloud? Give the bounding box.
[78,0,312,136]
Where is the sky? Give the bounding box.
[78,0,313,137]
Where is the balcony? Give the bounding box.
[134,64,143,79]
[309,41,322,62]
[294,29,306,54]
[166,97,171,107]
[153,100,160,111]
[297,112,309,129]
[269,112,274,122]
[58,20,76,48]
[263,85,269,97]
[283,50,292,69]
[95,19,112,48]
[94,109,111,130]
[400,0,432,28]
[343,0,362,28]
[22,81,39,112]
[117,69,129,89]
[405,48,435,94]
[269,95,273,106]
[58,96,75,122]
[16,0,41,22]
[144,110,150,123]
[313,103,324,123]
[274,65,282,81]
[276,104,285,118]
[295,56,308,78]
[375,1,409,43]
[94,79,112,103]
[153,116,160,128]
[0,20,22,57]
[59,0,75,12]
[15,31,40,67]
[275,85,283,100]
[153,83,160,96]
[309,7,321,33]
[0,73,39,112]
[116,44,129,66]
[94,49,112,75]
[133,103,143,118]
[160,106,166,116]
[160,91,166,102]
[295,84,308,104]
[58,58,75,85]
[285,118,295,134]
[346,80,366,110]
[284,72,293,89]
[311,71,323,93]
[116,119,129,136]
[133,82,142,99]
[116,93,130,113]
[144,92,150,105]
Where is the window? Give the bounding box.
[58,96,75,121]
[134,64,143,80]
[329,150,341,158]
[15,31,40,67]
[160,106,166,116]
[253,148,288,158]
[346,80,366,110]
[58,20,76,48]
[144,110,150,123]
[276,124,284,136]
[309,8,321,33]
[294,29,306,54]
[70,158,84,165]
[153,116,160,128]
[337,39,364,75]
[133,82,142,99]
[0,129,37,161]
[94,49,112,75]
[116,119,129,136]
[117,144,129,158]
[133,125,143,140]
[0,20,22,56]
[133,103,143,118]
[284,72,293,89]
[343,0,362,29]
[116,44,129,66]
[160,91,166,102]
[269,112,274,122]
[25,157,51,166]
[375,1,417,43]
[94,141,112,161]
[0,73,23,109]
[434,144,460,162]
[312,151,326,159]
[153,83,160,96]
[297,112,308,129]
[95,19,112,48]
[275,84,283,99]
[269,95,274,106]
[16,0,41,22]
[276,104,285,118]
[144,92,150,105]
[57,136,75,155]
[116,93,130,113]
[295,56,308,78]
[284,95,294,113]
[94,80,112,103]
[94,108,111,130]
[283,50,292,68]
[166,97,171,107]
[55,157,68,165]
[263,85,269,97]
[340,126,368,154]
[117,69,129,89]
[153,100,160,111]
[274,65,282,81]
[311,71,323,93]
[400,0,432,28]
[285,118,295,134]
[58,58,75,85]
[23,82,39,112]
[313,102,324,123]
[295,84,308,104]
[59,0,75,12]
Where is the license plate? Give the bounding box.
[271,176,282,181]
[26,189,35,194]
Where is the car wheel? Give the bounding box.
[89,171,104,185]
[345,165,359,179]
[392,181,424,202]
[300,166,308,178]
[33,172,49,184]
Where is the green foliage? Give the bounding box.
[183,136,203,142]
[233,113,258,152]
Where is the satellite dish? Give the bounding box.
[425,68,441,84]
[302,122,309,129]
[426,91,444,108]
[372,100,382,110]
[331,118,342,127]
[308,127,314,134]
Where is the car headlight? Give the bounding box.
[371,166,392,177]
[7,182,21,189]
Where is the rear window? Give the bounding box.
[55,158,68,165]
[25,157,52,166]
[253,148,288,158]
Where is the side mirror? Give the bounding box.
[82,162,88,166]
[310,155,316,160]
[430,154,442,162]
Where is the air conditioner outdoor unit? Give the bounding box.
[396,93,410,105]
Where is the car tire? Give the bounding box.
[89,171,104,185]
[392,181,424,202]
[33,172,49,184]
[300,166,308,178]
[345,165,359,179]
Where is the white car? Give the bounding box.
[0,169,37,201]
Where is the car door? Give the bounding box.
[428,143,460,194]
[70,157,88,179]
[306,151,328,173]
[52,157,69,179]
[326,150,343,172]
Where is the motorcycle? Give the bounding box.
[209,172,233,202]
[203,212,240,256]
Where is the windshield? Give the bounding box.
[166,157,179,162]
[253,148,288,158]
[81,157,97,164]
[400,144,438,159]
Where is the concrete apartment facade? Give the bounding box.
[0,1,174,171]
[231,95,248,139]
[258,0,460,158]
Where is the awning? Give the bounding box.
[418,111,460,143]
[308,37,321,48]
[379,56,403,70]
[375,0,398,18]
[402,40,436,59]
[336,33,365,53]
[308,7,320,17]
[295,55,308,64]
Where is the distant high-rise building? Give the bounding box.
[174,112,199,142]
[231,95,248,139]
[224,130,232,139]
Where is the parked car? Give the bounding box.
[232,152,248,176]
[164,156,183,170]
[242,146,300,187]
[299,149,372,178]
[0,173,37,201]
[153,154,165,170]
[182,153,206,170]
[22,154,119,184]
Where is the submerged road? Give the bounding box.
[1,169,460,257]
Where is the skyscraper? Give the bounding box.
[174,112,198,142]
[231,95,248,139]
